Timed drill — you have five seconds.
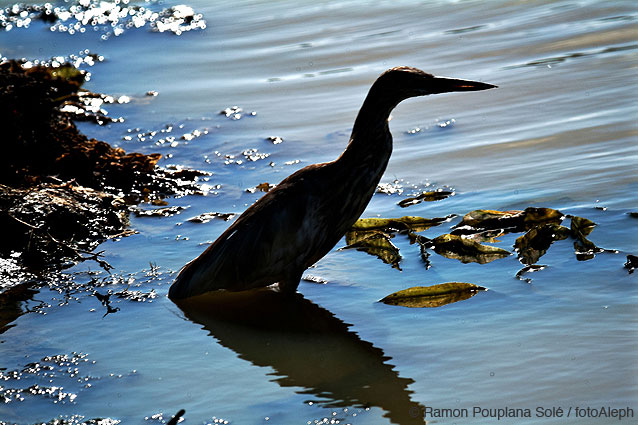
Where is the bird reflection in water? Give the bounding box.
[175,288,426,425]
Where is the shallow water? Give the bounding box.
[1,0,637,424]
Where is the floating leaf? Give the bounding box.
[380,282,487,308]
[351,215,452,233]
[522,207,564,229]
[569,215,603,261]
[431,234,511,264]
[514,224,570,265]
[573,241,597,261]
[346,215,453,268]
[458,229,504,244]
[570,216,596,238]
[455,207,564,234]
[343,232,401,270]
[573,238,605,261]
[398,190,453,208]
[454,209,523,230]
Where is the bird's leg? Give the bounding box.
[278,269,303,295]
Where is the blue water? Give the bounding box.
[1,0,637,424]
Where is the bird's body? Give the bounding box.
[169,67,495,300]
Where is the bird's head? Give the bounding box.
[370,66,496,106]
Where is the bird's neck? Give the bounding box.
[337,95,396,179]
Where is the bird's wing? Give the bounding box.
[171,165,329,297]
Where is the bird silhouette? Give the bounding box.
[169,66,496,300]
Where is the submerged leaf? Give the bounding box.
[380,282,486,308]
[514,223,570,265]
[351,215,452,233]
[398,190,453,207]
[343,232,402,270]
[431,234,511,264]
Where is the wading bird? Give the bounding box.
[169,66,496,300]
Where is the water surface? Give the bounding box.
[1,0,636,424]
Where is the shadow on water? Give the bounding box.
[0,283,38,334]
[175,288,426,425]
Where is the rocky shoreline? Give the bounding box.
[0,59,202,273]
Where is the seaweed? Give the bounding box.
[347,206,614,283]
[398,190,454,207]
[432,233,511,264]
[380,282,486,308]
[0,60,202,272]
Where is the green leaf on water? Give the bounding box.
[455,207,564,233]
[380,282,487,308]
[522,207,565,229]
[456,209,522,229]
[570,215,596,238]
[569,215,603,261]
[351,215,451,232]
[431,234,511,264]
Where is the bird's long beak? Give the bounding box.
[431,76,497,93]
